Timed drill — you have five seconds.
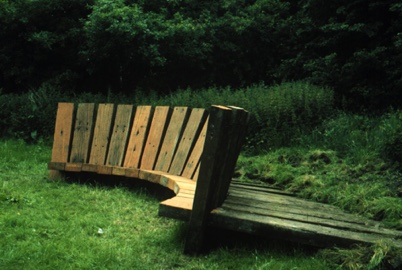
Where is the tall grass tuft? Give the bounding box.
[319,240,402,270]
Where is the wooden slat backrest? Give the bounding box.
[123,106,153,168]
[89,104,115,165]
[51,103,75,163]
[140,106,171,170]
[69,103,95,163]
[168,108,207,177]
[106,104,133,166]
[154,107,189,172]
[50,103,210,178]
[181,118,208,180]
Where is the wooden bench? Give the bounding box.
[48,102,249,253]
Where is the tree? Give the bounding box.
[0,0,93,93]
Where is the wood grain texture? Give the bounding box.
[70,103,95,163]
[208,183,402,248]
[154,107,189,172]
[169,108,207,176]
[106,104,133,166]
[181,118,208,180]
[51,103,75,163]
[124,106,153,168]
[140,106,171,170]
[89,104,115,165]
[184,105,232,254]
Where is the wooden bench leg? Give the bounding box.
[184,221,208,254]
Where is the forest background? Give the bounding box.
[1,0,402,108]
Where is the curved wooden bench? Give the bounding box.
[48,102,249,253]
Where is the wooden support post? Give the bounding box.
[184,105,232,254]
[213,106,249,206]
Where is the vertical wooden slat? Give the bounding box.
[49,103,75,179]
[70,103,95,163]
[184,105,232,254]
[213,106,249,206]
[168,108,207,176]
[154,107,189,172]
[140,106,171,170]
[124,106,153,168]
[180,117,208,180]
[106,104,133,166]
[89,104,115,165]
[51,103,75,163]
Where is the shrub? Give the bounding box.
[0,86,64,141]
[300,110,402,166]
[381,111,402,167]
[164,82,335,152]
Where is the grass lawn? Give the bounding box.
[0,140,330,270]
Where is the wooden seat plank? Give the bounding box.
[169,108,207,176]
[209,207,402,248]
[106,105,133,166]
[140,106,171,170]
[69,103,95,163]
[89,104,115,165]
[154,107,189,172]
[124,106,153,168]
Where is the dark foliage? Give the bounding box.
[1,0,401,110]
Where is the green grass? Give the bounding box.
[0,140,329,270]
[2,108,402,269]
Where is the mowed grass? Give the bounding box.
[0,140,329,270]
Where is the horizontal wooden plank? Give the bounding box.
[160,196,194,210]
[226,188,378,226]
[112,167,126,176]
[125,168,140,178]
[64,163,83,172]
[96,165,113,175]
[81,163,98,173]
[138,169,164,184]
[209,207,402,248]
[230,180,295,197]
[228,186,348,215]
[220,202,400,237]
[48,162,66,171]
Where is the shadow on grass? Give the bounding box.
[62,171,175,201]
[57,172,321,258]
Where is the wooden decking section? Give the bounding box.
[186,181,402,248]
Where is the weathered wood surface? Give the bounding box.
[209,181,402,248]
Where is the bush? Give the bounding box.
[381,111,402,167]
[156,81,335,153]
[240,82,335,153]
[299,109,402,167]
[0,86,64,141]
